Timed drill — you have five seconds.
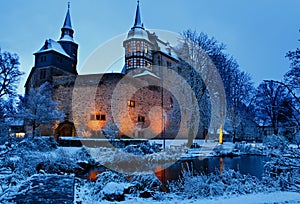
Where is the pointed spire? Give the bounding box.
[60,2,74,41]
[132,0,144,29]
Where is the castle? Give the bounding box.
[25,2,209,140]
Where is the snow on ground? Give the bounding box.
[76,191,300,204]
[141,192,300,204]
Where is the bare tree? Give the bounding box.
[254,81,295,135]
[0,50,23,99]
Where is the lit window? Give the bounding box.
[128,100,135,107]
[128,60,132,66]
[145,46,148,54]
[137,43,140,52]
[128,45,131,53]
[147,63,151,68]
[90,114,106,121]
[138,116,145,123]
[136,59,140,66]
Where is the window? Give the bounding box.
[90,114,106,121]
[40,69,46,80]
[170,97,173,109]
[96,114,101,120]
[167,61,172,68]
[90,115,95,120]
[41,56,46,62]
[128,45,131,53]
[57,57,63,63]
[138,116,145,123]
[136,59,140,66]
[178,67,182,74]
[147,63,151,68]
[128,60,132,66]
[128,100,135,107]
[137,43,140,52]
[145,46,148,54]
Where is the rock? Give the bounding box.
[140,190,154,198]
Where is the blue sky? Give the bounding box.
[0,0,299,93]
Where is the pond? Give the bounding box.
[155,155,269,184]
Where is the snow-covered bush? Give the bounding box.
[123,142,160,155]
[169,168,271,199]
[264,148,300,192]
[15,137,57,152]
[263,135,289,151]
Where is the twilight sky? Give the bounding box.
[0,0,299,94]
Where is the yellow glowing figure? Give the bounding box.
[219,123,223,144]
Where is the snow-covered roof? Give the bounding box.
[127,28,150,41]
[126,1,150,41]
[156,40,180,61]
[35,39,70,58]
[59,34,74,42]
[133,70,160,79]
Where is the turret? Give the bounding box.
[123,1,153,76]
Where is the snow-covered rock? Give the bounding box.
[102,182,130,201]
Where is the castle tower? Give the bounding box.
[123,1,154,76]
[25,3,78,92]
[58,2,78,69]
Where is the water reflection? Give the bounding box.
[155,156,269,185]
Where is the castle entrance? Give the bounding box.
[55,121,76,139]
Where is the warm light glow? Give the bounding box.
[10,132,25,138]
[219,123,223,144]
[219,157,224,173]
[87,170,101,182]
[148,106,166,136]
[154,166,168,192]
[128,100,135,107]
